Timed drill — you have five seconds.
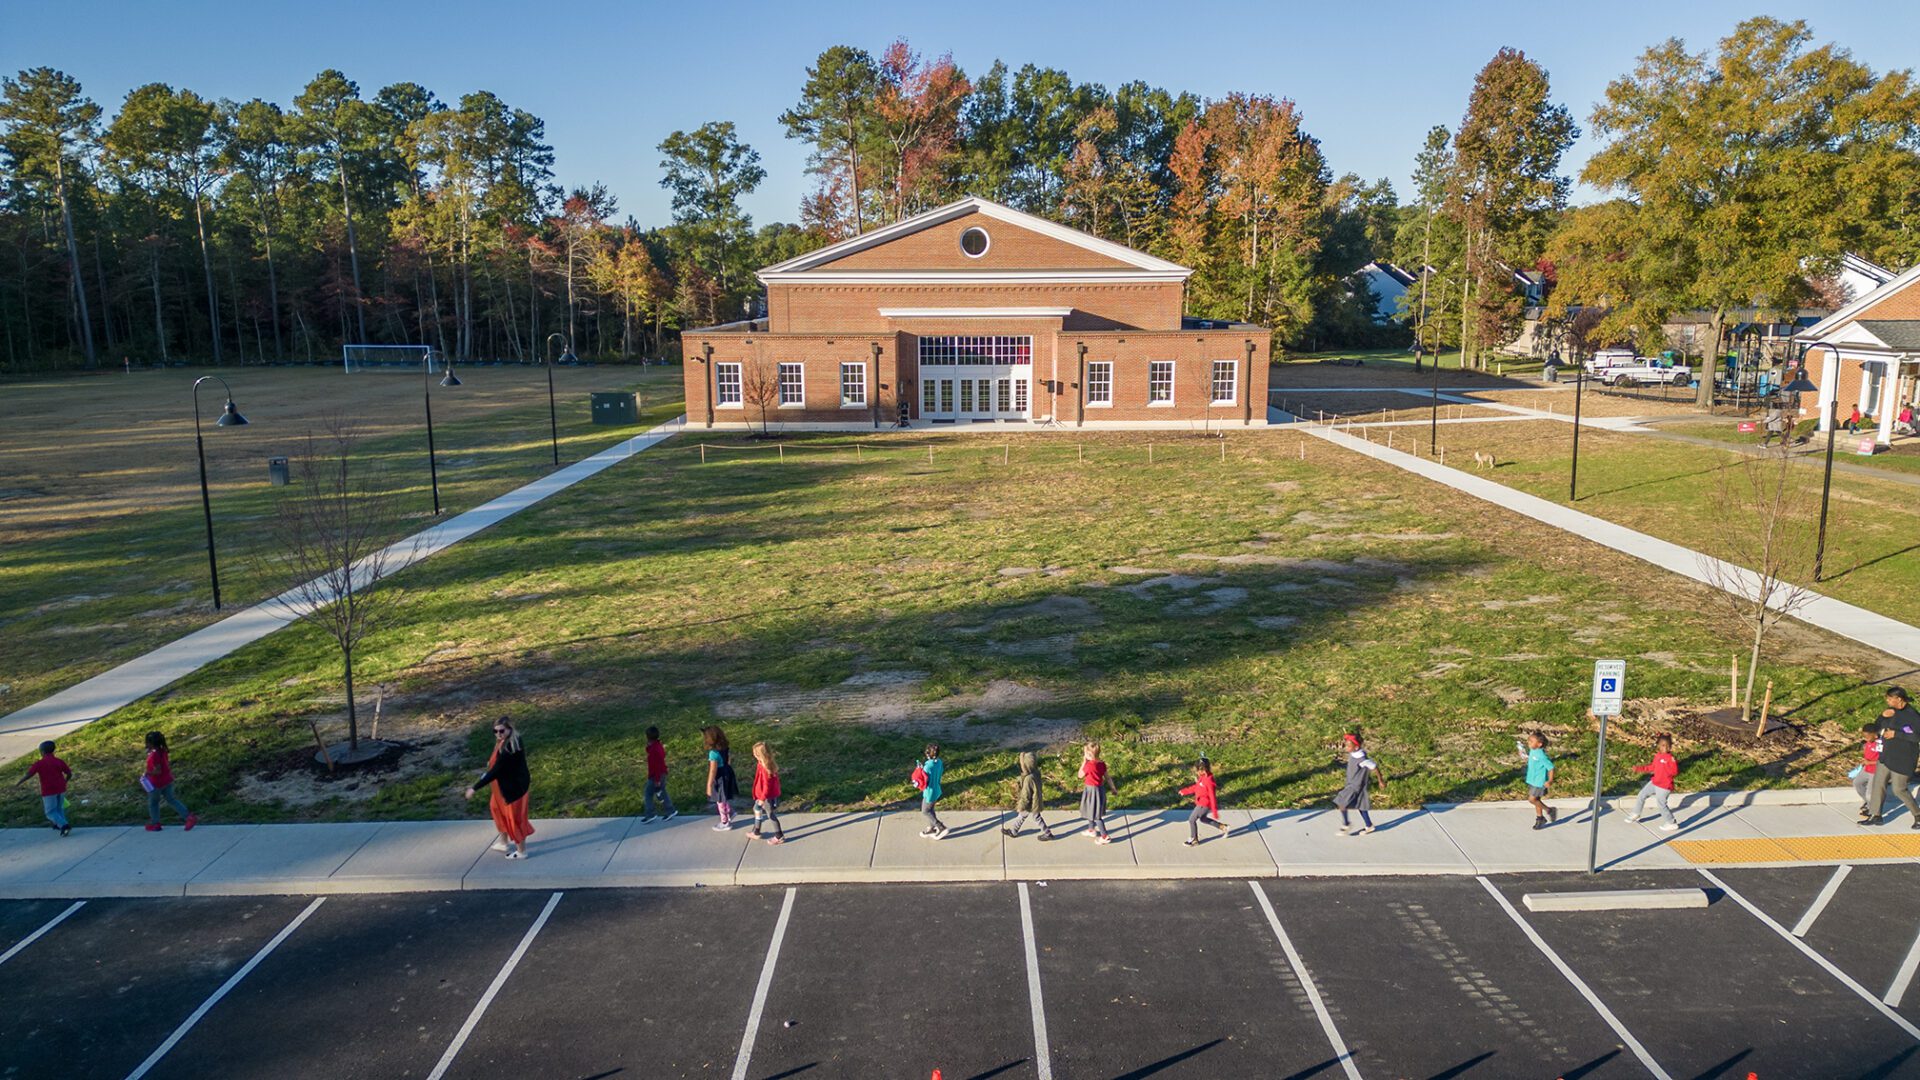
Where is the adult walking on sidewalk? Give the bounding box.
[141,732,196,832]
[1625,733,1680,831]
[1863,688,1920,828]
[467,717,534,858]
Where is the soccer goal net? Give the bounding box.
[342,344,441,373]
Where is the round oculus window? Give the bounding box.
[959,226,990,257]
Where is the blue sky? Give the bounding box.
[6,1,1915,228]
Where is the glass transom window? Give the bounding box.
[918,335,1032,366]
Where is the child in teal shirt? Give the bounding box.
[917,743,948,839]
[1518,731,1557,830]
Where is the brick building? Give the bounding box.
[1793,261,1920,448]
[681,197,1270,430]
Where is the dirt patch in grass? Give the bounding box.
[711,672,1075,747]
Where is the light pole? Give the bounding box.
[543,332,567,467]
[423,350,461,515]
[1429,328,1443,455]
[1569,361,1586,501]
[190,375,248,610]
[1778,363,1833,579]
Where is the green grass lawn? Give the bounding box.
[6,428,1891,830]
[0,369,685,709]
[1413,420,1920,623]
[1283,348,1545,378]
[1653,419,1920,478]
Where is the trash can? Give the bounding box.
[591,392,638,425]
[268,456,290,486]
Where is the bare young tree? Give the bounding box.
[1699,447,1819,730]
[741,355,781,436]
[256,417,416,764]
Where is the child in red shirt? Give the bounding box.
[1079,742,1116,844]
[16,740,73,835]
[1854,722,1882,820]
[750,742,784,845]
[142,731,196,832]
[1626,733,1680,831]
[641,726,676,823]
[1180,757,1229,846]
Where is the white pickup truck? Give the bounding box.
[1583,349,1694,388]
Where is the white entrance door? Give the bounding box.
[919,366,1030,422]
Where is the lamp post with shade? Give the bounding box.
[543,332,567,466]
[422,349,461,515]
[1776,362,1835,580]
[190,375,248,610]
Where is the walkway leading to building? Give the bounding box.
[1273,405,1920,666]
[0,417,687,765]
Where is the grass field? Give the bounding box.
[4,424,1902,830]
[1395,419,1920,622]
[0,364,685,708]
[1652,419,1920,478]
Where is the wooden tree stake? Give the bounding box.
[1755,679,1775,737]
[1730,655,1739,707]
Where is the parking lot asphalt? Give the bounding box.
[4,867,1920,1080]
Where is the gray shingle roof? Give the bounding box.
[1858,320,1920,349]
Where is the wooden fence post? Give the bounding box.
[700,443,707,464]
[1148,442,1154,465]
[778,444,784,463]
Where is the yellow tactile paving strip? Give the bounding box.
[1671,834,1920,864]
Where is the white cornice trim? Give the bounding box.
[756,196,1192,277]
[761,269,1190,285]
[878,307,1073,319]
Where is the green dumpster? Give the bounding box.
[591,392,638,425]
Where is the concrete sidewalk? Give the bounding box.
[0,788,1889,898]
[1288,416,1920,665]
[0,416,687,766]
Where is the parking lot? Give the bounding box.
[4,866,1919,1079]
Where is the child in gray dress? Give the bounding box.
[1335,733,1385,835]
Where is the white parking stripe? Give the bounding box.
[426,891,564,1080]
[124,897,325,1080]
[0,900,84,967]
[730,887,797,1080]
[1017,883,1055,1080]
[1475,877,1672,1080]
[1700,870,1920,1040]
[1885,927,1920,1009]
[1248,880,1363,1080]
[1792,864,1852,938]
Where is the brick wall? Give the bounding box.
[813,212,1134,271]
[767,282,1186,333]
[1052,332,1270,425]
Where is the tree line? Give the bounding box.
[5,17,1918,377]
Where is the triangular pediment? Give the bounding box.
[758,197,1190,282]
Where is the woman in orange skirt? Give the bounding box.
[466,716,534,859]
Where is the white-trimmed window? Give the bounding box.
[840,362,866,407]
[922,380,937,414]
[715,362,742,407]
[1148,361,1175,405]
[1086,362,1113,406]
[918,335,1032,366]
[1014,379,1028,413]
[778,363,804,407]
[1211,360,1238,405]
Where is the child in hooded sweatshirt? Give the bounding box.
[1180,757,1229,846]
[1003,751,1053,840]
[1626,733,1680,831]
[1334,733,1384,835]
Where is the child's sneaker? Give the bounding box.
[1002,827,1017,838]
[1216,821,1230,834]
[1623,814,1639,823]
[145,823,163,832]
[1039,831,1055,841]
[936,825,951,839]
[183,814,198,831]
[1094,834,1112,845]
[664,809,679,821]
[713,822,733,832]
[1531,818,1547,831]
[1660,823,1679,832]
[766,836,784,845]
[1358,826,1376,835]
[919,827,938,838]
[1546,807,1558,824]
[640,815,658,824]
[1337,824,1350,835]
[59,824,71,837]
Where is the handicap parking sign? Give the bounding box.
[1590,661,1626,716]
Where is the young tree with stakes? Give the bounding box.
[256,419,415,766]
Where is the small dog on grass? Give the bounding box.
[1471,450,1497,470]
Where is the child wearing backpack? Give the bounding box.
[915,744,948,839]
[749,742,784,845]
[704,726,739,831]
[1180,757,1229,846]
[1003,751,1053,841]
[1334,733,1384,835]
[1079,742,1116,844]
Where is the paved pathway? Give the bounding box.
[0,417,686,765]
[1281,411,1920,665]
[0,788,1886,898]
